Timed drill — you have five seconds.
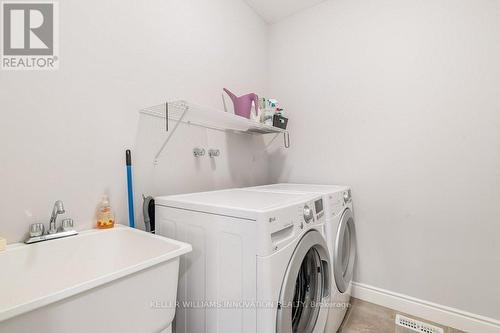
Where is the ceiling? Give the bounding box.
[244,0,327,24]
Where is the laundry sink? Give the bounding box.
[0,225,191,333]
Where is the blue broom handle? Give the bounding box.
[126,150,135,228]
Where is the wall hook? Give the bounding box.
[284,131,290,148]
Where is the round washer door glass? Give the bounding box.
[334,208,356,293]
[276,230,331,333]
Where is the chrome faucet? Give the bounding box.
[25,200,78,244]
[48,200,65,234]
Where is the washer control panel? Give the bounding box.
[314,198,324,220]
[300,198,325,224]
[266,195,325,254]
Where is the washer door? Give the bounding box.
[334,208,357,293]
[276,230,331,333]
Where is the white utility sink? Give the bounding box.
[0,225,192,333]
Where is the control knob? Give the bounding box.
[303,205,314,223]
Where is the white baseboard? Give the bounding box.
[351,282,500,333]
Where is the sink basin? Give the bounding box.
[0,225,192,333]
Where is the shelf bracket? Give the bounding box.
[256,131,289,156]
[165,101,168,131]
[266,133,280,151]
[153,102,188,164]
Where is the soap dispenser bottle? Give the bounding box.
[96,195,115,229]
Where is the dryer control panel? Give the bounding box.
[328,190,351,217]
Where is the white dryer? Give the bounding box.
[155,189,332,333]
[246,184,357,333]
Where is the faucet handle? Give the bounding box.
[29,223,45,238]
[208,149,220,158]
[61,218,75,232]
[193,147,206,157]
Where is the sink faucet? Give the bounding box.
[48,200,65,234]
[25,200,78,244]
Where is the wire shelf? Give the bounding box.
[140,100,287,134]
[139,100,290,163]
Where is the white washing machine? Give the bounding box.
[246,184,356,333]
[155,189,332,333]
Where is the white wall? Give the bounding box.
[268,0,500,321]
[0,0,271,243]
[3,0,499,324]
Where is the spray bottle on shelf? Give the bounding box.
[96,195,115,229]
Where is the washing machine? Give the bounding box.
[155,188,332,333]
[245,184,356,332]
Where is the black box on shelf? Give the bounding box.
[273,114,288,129]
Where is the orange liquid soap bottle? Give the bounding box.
[96,195,115,229]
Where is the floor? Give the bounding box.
[337,298,466,333]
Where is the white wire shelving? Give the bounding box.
[139,100,290,163]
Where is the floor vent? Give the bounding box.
[395,314,444,333]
